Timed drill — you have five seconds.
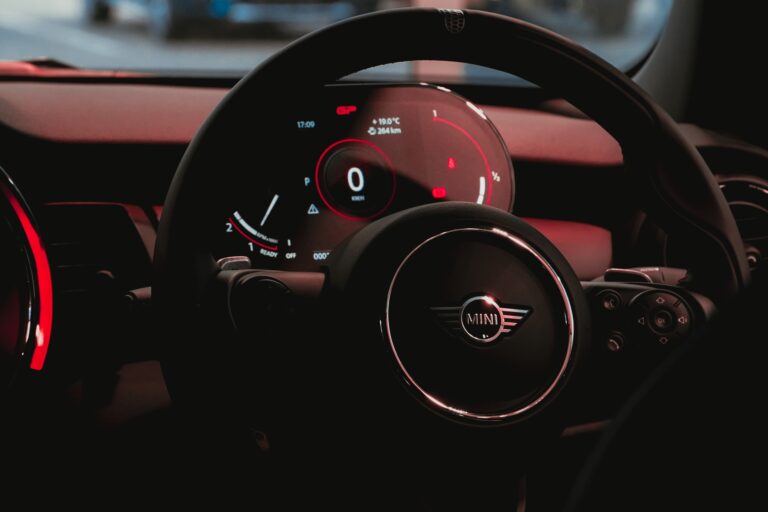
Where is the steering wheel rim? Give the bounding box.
[154,7,749,495]
[157,8,747,306]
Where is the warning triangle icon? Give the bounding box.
[307,203,320,215]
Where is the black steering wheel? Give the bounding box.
[154,8,749,506]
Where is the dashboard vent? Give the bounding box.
[719,176,768,270]
[35,203,156,374]
[38,203,155,296]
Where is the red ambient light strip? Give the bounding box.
[1,182,53,371]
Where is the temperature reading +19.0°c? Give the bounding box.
[367,116,402,137]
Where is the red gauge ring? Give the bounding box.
[314,138,396,221]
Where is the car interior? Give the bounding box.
[1,0,767,508]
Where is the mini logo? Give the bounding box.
[431,296,531,345]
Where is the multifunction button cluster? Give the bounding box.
[629,291,692,346]
[589,284,699,356]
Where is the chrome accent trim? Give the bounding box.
[385,227,576,422]
[605,267,654,283]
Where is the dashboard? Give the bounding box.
[0,79,767,383]
[213,85,514,269]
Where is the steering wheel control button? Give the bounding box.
[606,332,625,353]
[386,228,574,421]
[629,291,693,346]
[650,307,676,333]
[598,290,622,312]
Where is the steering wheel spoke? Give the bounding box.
[579,278,716,414]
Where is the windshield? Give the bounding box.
[0,0,672,82]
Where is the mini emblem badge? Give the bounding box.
[431,296,531,344]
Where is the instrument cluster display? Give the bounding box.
[214,84,514,269]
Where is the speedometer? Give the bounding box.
[315,138,397,220]
[215,83,514,269]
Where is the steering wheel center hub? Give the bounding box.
[385,227,575,422]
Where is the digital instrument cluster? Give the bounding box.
[214,84,514,269]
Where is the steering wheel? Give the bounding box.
[154,8,749,505]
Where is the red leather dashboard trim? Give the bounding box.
[0,82,623,165]
[0,83,222,144]
[482,105,622,166]
[524,217,612,280]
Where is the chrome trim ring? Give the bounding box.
[384,227,575,422]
